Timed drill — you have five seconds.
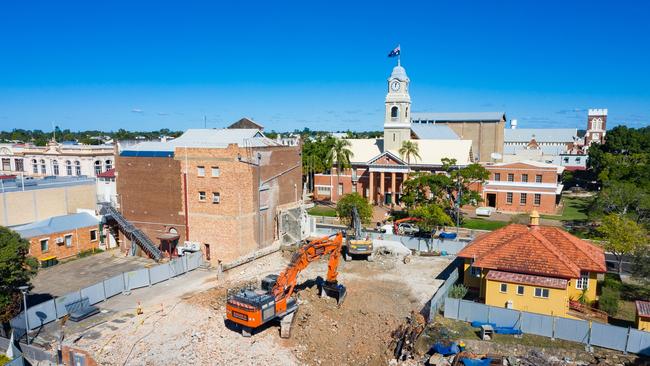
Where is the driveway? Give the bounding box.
[30,249,152,301]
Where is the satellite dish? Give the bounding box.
[490,152,502,161]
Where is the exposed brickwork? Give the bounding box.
[26,225,100,261]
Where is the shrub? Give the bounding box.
[0,355,11,365]
[448,284,468,299]
[602,277,622,292]
[77,248,104,258]
[599,286,620,316]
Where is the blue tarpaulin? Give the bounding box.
[461,358,492,366]
[470,321,496,328]
[432,342,460,356]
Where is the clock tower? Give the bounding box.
[383,62,412,152]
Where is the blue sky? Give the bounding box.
[1,0,649,132]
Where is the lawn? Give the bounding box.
[461,218,509,231]
[541,196,591,221]
[307,206,337,217]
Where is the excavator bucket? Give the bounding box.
[321,281,347,306]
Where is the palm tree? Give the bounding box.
[399,140,421,165]
[326,138,353,199]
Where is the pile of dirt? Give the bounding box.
[284,277,421,366]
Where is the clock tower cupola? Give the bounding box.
[383,61,412,151]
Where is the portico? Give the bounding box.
[366,167,408,205]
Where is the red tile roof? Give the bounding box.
[636,301,650,317]
[96,168,115,178]
[486,270,568,289]
[458,224,606,279]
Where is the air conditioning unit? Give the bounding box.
[55,237,64,245]
[177,241,200,256]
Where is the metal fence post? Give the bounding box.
[147,268,152,287]
[102,278,107,302]
[487,306,491,323]
[624,326,631,355]
[457,298,461,320]
[551,316,556,340]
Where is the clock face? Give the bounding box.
[390,80,400,91]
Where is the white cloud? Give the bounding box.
[131,108,144,114]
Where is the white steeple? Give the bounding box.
[383,61,412,151]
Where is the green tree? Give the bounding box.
[336,193,373,226]
[326,138,353,198]
[409,204,454,232]
[0,227,38,333]
[597,214,648,275]
[398,140,421,165]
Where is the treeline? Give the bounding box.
[0,128,184,146]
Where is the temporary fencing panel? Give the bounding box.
[458,301,489,323]
[590,322,628,351]
[149,264,170,285]
[169,258,185,277]
[444,298,460,319]
[520,312,553,338]
[6,356,25,366]
[54,292,81,318]
[26,299,57,330]
[626,328,650,356]
[103,274,125,298]
[10,313,26,339]
[124,268,149,291]
[489,307,520,328]
[188,252,202,270]
[81,282,105,305]
[555,317,590,343]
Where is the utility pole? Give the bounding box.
[456,166,461,235]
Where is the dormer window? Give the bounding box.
[391,106,399,119]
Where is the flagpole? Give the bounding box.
[398,44,401,66]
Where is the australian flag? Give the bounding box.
[388,45,400,58]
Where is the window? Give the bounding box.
[15,159,23,172]
[520,193,527,205]
[352,184,357,193]
[90,230,98,241]
[105,160,113,170]
[506,192,513,204]
[338,183,343,195]
[535,174,542,183]
[576,272,589,290]
[470,261,481,278]
[507,173,514,182]
[40,238,49,252]
[316,186,331,195]
[94,160,102,175]
[351,169,358,180]
[517,285,525,295]
[521,174,528,183]
[32,159,38,174]
[563,157,569,163]
[212,192,221,204]
[391,106,398,119]
[575,157,581,163]
[52,160,59,175]
[499,283,508,293]
[534,193,541,206]
[1,158,9,171]
[64,234,72,247]
[66,161,72,176]
[534,288,549,298]
[197,166,205,177]
[211,167,220,177]
[40,159,46,174]
[494,173,501,181]
[198,191,206,201]
[74,161,81,175]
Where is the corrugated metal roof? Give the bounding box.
[120,129,280,155]
[504,128,578,143]
[410,124,459,140]
[13,212,99,238]
[411,112,505,122]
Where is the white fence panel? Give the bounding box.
[169,258,185,277]
[458,300,489,323]
[520,312,553,338]
[81,282,105,305]
[124,268,149,291]
[555,317,590,343]
[149,264,170,285]
[489,307,520,328]
[26,300,57,330]
[103,274,124,298]
[626,328,650,356]
[590,322,628,351]
[444,298,460,319]
[54,292,81,318]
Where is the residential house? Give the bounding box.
[457,211,606,319]
[636,301,650,331]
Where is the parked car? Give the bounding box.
[397,223,420,236]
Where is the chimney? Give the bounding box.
[529,210,540,228]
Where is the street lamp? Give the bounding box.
[17,285,29,344]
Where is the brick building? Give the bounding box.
[13,212,100,266]
[479,161,564,214]
[116,127,303,265]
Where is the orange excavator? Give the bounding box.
[225,232,347,338]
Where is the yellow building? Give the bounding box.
[636,301,650,331]
[458,211,606,319]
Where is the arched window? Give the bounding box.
[94,160,102,176]
[32,159,38,174]
[40,159,46,174]
[391,106,399,119]
[75,161,81,176]
[52,160,59,175]
[105,160,113,171]
[66,160,72,176]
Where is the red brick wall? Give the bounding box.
[27,225,100,261]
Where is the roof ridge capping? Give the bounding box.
[529,229,581,278]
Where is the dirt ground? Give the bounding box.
[72,250,452,365]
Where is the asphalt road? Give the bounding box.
[605,253,633,275]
